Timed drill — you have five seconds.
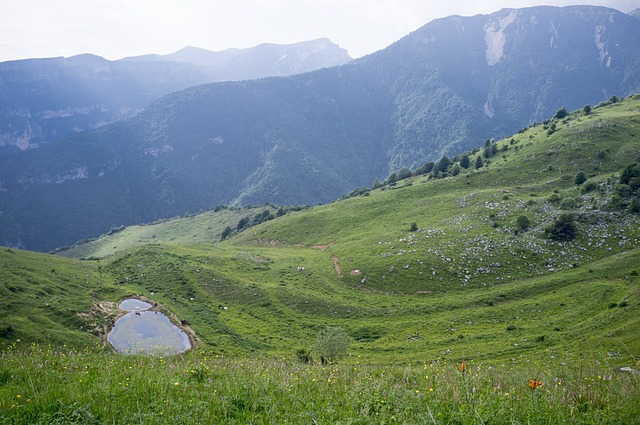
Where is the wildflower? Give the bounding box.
[528,379,544,390]
[457,361,466,373]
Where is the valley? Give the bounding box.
[3,97,639,361]
[1,96,639,423]
[1,5,639,423]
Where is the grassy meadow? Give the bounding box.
[1,97,640,423]
[2,343,639,424]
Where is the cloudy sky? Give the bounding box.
[1,0,639,62]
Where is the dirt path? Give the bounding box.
[331,255,343,279]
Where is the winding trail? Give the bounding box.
[331,255,343,279]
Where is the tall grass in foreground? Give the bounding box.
[1,344,638,424]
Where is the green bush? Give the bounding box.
[296,348,313,363]
[574,171,587,185]
[629,198,640,214]
[581,180,598,193]
[0,322,13,337]
[560,198,578,210]
[620,163,640,189]
[396,167,412,181]
[312,327,351,363]
[553,106,568,120]
[516,215,530,231]
[545,213,578,241]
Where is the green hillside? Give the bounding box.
[1,96,639,424]
[2,95,637,363]
[55,205,287,259]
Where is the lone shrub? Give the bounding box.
[312,327,351,363]
[516,215,530,231]
[574,171,587,185]
[545,212,578,241]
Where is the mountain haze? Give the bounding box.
[0,39,351,153]
[122,38,351,80]
[2,5,640,251]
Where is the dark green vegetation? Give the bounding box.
[3,6,640,251]
[1,96,640,423]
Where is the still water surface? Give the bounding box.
[108,299,191,355]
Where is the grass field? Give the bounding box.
[1,344,639,424]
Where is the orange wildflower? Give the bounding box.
[528,379,543,390]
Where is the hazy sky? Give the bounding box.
[1,0,639,62]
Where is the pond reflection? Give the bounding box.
[108,299,191,355]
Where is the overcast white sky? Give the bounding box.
[1,0,639,62]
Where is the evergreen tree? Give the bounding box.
[220,226,232,241]
[437,156,451,172]
[396,167,412,181]
[475,156,484,169]
[451,164,461,176]
[516,215,530,231]
[415,161,435,175]
[460,154,470,169]
[545,213,577,241]
[554,106,568,119]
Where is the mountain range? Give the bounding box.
[1,5,640,252]
[0,38,351,153]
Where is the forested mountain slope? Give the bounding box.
[0,39,351,154]
[1,5,640,251]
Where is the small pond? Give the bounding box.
[108,298,191,355]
